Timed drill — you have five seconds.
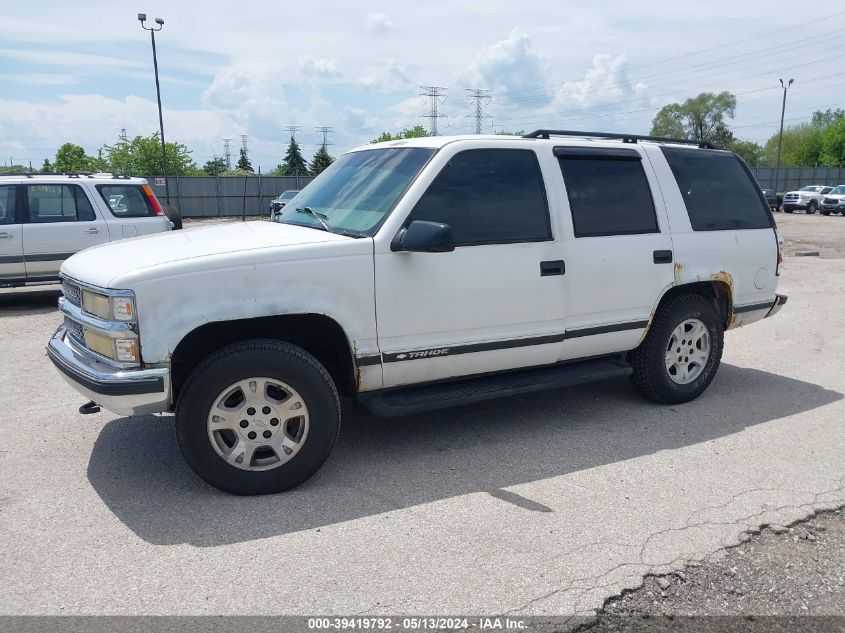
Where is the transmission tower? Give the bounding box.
[420,86,448,135]
[240,134,249,159]
[119,128,128,141]
[315,126,334,149]
[222,138,232,170]
[465,89,493,134]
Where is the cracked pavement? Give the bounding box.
[1,217,844,616]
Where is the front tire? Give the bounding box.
[176,339,341,495]
[806,201,817,214]
[629,294,724,404]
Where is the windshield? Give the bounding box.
[831,186,845,195]
[274,147,436,235]
[280,190,299,200]
[800,186,820,192]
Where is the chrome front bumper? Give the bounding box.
[47,325,171,416]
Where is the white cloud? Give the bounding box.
[456,30,549,97]
[358,61,411,92]
[553,54,645,108]
[0,48,143,70]
[366,12,393,34]
[298,56,341,79]
[0,73,81,86]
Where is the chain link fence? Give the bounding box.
[148,166,845,219]
[149,175,316,218]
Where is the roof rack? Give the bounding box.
[523,129,715,149]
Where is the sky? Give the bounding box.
[1,0,844,172]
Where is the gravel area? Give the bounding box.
[584,507,845,630]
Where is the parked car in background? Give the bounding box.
[820,185,845,216]
[0,174,171,287]
[269,190,300,220]
[761,188,782,211]
[781,185,834,214]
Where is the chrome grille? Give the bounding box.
[64,316,85,348]
[62,280,82,307]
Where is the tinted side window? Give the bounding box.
[660,147,772,231]
[409,149,551,245]
[97,185,156,218]
[558,156,658,237]
[0,185,16,225]
[26,185,95,223]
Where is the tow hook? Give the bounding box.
[79,401,101,415]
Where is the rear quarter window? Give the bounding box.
[96,185,156,218]
[660,147,773,231]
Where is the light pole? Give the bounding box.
[773,78,794,196]
[138,13,169,203]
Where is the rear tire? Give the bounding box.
[629,294,724,404]
[176,339,341,495]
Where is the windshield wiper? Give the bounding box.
[295,206,333,233]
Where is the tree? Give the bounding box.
[41,159,53,173]
[53,143,99,173]
[811,108,845,128]
[310,146,335,175]
[370,125,430,144]
[650,91,737,148]
[820,117,845,166]
[236,148,253,172]
[101,133,198,177]
[762,122,825,166]
[727,139,763,166]
[272,138,309,176]
[203,157,227,176]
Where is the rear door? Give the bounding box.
[22,183,109,282]
[0,184,25,284]
[94,183,170,238]
[555,146,675,360]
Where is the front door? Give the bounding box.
[22,183,109,282]
[0,185,25,284]
[375,148,568,388]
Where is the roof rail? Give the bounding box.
[522,129,715,149]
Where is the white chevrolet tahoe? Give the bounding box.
[0,174,171,287]
[47,131,786,495]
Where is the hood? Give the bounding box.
[61,221,350,288]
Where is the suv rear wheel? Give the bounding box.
[176,339,341,495]
[629,294,724,404]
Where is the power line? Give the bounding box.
[465,89,493,134]
[420,86,448,135]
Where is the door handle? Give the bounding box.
[653,250,673,264]
[84,228,101,234]
[540,260,565,276]
[0,232,13,239]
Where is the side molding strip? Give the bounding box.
[358,320,648,366]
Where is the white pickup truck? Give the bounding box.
[48,131,786,495]
[0,174,171,286]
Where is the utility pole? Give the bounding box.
[465,88,492,134]
[222,138,232,170]
[420,86,448,135]
[315,126,334,149]
[774,78,794,195]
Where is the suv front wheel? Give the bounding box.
[176,339,341,495]
[629,294,724,404]
[806,201,818,214]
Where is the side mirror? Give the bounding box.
[391,220,455,253]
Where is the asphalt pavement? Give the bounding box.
[0,213,843,617]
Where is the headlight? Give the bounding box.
[83,330,139,363]
[81,289,136,322]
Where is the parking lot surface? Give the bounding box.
[1,213,844,616]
